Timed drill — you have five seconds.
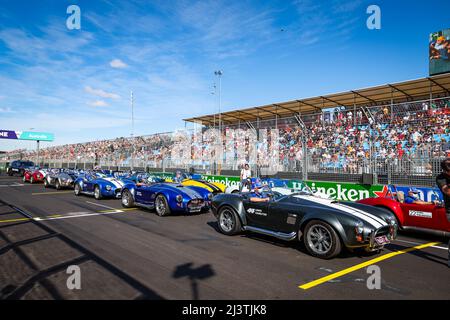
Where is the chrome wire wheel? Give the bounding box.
[94,186,100,199]
[122,191,129,206]
[155,195,166,215]
[74,183,81,195]
[219,209,234,233]
[306,224,332,255]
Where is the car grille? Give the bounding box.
[375,226,390,237]
[188,199,204,208]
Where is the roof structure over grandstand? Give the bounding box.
[184,73,450,125]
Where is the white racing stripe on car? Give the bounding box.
[294,195,387,229]
[338,203,388,227]
[102,177,124,189]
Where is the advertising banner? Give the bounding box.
[0,130,54,141]
[150,172,444,202]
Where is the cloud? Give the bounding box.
[88,100,109,107]
[110,58,128,68]
[0,107,14,113]
[85,86,120,99]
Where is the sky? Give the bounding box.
[0,0,449,151]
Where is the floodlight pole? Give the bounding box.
[131,91,135,170]
[37,140,40,166]
[214,70,223,175]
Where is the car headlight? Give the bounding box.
[105,185,112,191]
[355,221,364,242]
[176,195,183,203]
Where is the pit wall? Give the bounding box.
[151,172,444,202]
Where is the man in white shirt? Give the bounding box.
[240,163,252,192]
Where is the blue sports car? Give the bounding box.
[120,176,213,216]
[73,172,125,199]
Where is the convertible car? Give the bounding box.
[168,171,226,194]
[23,167,47,184]
[357,185,449,237]
[44,168,78,189]
[74,172,125,199]
[212,184,397,259]
[121,176,213,216]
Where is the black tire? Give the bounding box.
[23,175,27,183]
[30,176,34,184]
[94,185,102,200]
[44,178,49,188]
[155,194,171,216]
[217,206,241,235]
[303,220,342,259]
[121,189,135,208]
[55,180,61,190]
[74,183,81,196]
[7,169,12,176]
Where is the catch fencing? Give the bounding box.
[1,96,449,188]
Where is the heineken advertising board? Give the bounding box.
[150,172,443,202]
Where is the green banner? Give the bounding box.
[149,172,386,201]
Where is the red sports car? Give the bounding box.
[23,168,47,184]
[357,185,449,237]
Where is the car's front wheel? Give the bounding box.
[155,194,170,216]
[74,183,81,196]
[303,220,341,259]
[94,185,102,200]
[22,175,27,183]
[217,206,241,235]
[55,180,61,190]
[30,176,34,184]
[121,189,134,208]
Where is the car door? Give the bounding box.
[242,196,271,228]
[84,175,95,192]
[135,184,151,204]
[266,196,302,233]
[400,203,437,229]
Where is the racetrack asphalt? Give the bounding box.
[0,175,449,300]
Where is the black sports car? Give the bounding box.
[6,160,35,176]
[211,187,398,259]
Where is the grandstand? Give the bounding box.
[1,73,450,187]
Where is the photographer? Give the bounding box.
[436,158,450,267]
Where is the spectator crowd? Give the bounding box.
[2,98,450,173]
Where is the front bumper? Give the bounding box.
[347,224,397,251]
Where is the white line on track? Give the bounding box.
[34,210,125,221]
[395,239,448,251]
[85,201,118,210]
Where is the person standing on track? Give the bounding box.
[239,163,252,192]
[435,158,450,267]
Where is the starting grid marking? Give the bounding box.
[0,183,27,187]
[0,207,138,224]
[298,241,441,290]
[32,190,73,195]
